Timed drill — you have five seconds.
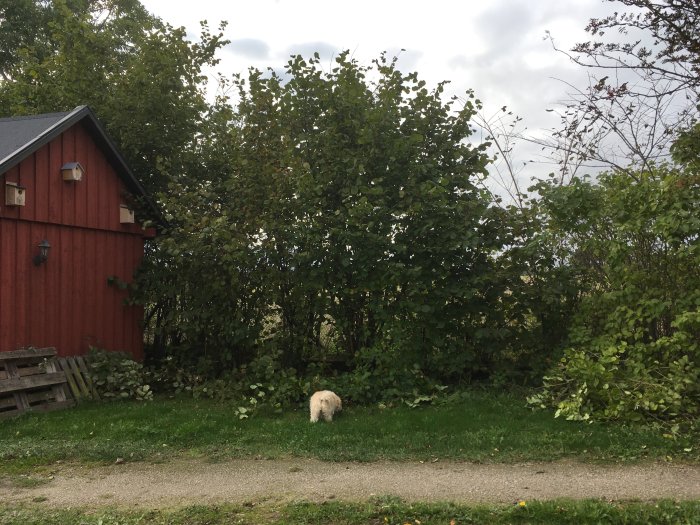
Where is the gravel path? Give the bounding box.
[3,458,700,508]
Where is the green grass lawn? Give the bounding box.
[1,498,699,525]
[1,390,696,474]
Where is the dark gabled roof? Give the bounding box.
[0,111,70,162]
[0,106,148,200]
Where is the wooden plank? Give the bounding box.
[59,228,73,357]
[0,349,74,417]
[0,407,21,418]
[75,356,100,400]
[44,360,69,403]
[43,227,63,355]
[0,396,17,410]
[0,220,3,352]
[26,389,56,405]
[26,399,75,413]
[1,358,46,369]
[4,361,19,380]
[0,217,18,352]
[0,372,67,394]
[56,357,82,400]
[74,123,89,225]
[12,391,29,411]
[85,137,98,228]
[51,382,68,403]
[13,365,42,376]
[48,136,63,223]
[96,233,110,348]
[5,362,30,411]
[14,222,30,348]
[0,370,6,380]
[0,347,57,361]
[61,126,76,226]
[71,229,84,356]
[67,357,91,398]
[0,399,74,419]
[34,144,50,222]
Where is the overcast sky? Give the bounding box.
[139,0,620,195]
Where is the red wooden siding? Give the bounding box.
[0,121,146,359]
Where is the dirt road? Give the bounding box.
[3,458,699,508]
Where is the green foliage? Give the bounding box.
[528,167,700,423]
[88,347,153,401]
[328,342,447,405]
[672,122,700,175]
[478,202,582,386]
[5,1,697,427]
[146,355,204,394]
[149,349,310,418]
[0,0,51,79]
[0,0,227,195]
[136,50,505,386]
[0,0,558,397]
[150,342,450,413]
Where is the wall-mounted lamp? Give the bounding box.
[33,239,51,266]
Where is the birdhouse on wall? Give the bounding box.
[61,161,84,181]
[120,204,135,224]
[5,181,26,206]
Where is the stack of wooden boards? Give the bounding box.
[0,347,99,418]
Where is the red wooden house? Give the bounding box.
[0,106,152,360]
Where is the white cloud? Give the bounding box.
[281,41,340,63]
[227,39,271,60]
[140,0,624,188]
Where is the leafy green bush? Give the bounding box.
[146,342,452,416]
[146,355,206,394]
[528,168,700,423]
[327,342,448,405]
[148,348,311,418]
[88,347,153,401]
[133,51,509,386]
[529,312,700,423]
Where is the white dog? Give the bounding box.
[309,390,342,423]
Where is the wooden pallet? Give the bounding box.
[0,347,74,418]
[53,356,101,401]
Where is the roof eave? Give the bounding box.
[0,105,160,222]
[0,106,89,176]
[0,106,153,204]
